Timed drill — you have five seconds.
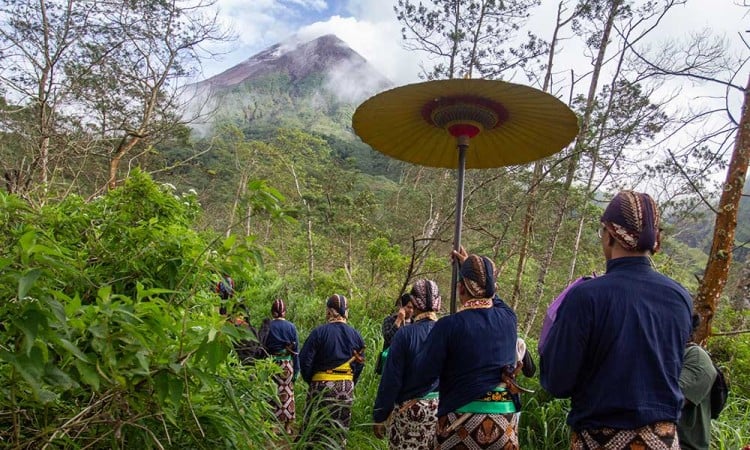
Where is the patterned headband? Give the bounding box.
[460,254,496,299]
[410,279,442,312]
[271,298,286,318]
[600,190,661,253]
[326,293,348,317]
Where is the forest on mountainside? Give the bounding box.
[0,0,749,449]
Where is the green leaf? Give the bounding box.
[154,371,169,404]
[222,234,237,250]
[45,298,67,324]
[136,283,177,301]
[168,376,183,406]
[135,351,150,374]
[7,346,45,393]
[14,308,45,355]
[75,361,100,391]
[18,230,36,253]
[202,340,228,370]
[18,268,42,300]
[64,294,82,317]
[44,365,77,390]
[57,338,90,363]
[97,285,112,302]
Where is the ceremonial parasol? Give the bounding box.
[352,78,579,313]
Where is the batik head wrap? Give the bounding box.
[459,254,497,299]
[600,190,661,253]
[271,298,286,318]
[326,293,348,318]
[410,279,441,312]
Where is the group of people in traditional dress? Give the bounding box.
[373,248,525,449]
[220,290,366,446]
[220,189,721,450]
[370,190,716,450]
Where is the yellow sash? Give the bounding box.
[312,360,354,382]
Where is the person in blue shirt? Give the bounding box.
[540,190,693,450]
[264,298,300,435]
[412,249,519,449]
[298,294,365,447]
[372,279,441,449]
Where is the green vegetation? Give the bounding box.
[1,172,747,449]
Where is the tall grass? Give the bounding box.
[260,298,750,449]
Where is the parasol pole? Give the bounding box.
[450,135,469,314]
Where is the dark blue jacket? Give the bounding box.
[299,322,365,384]
[412,297,517,417]
[373,317,438,423]
[540,256,693,430]
[265,318,300,375]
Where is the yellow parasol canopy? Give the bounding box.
[352,78,579,169]
[352,78,579,313]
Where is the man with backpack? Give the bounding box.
[678,315,718,450]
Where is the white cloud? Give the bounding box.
[206,0,421,85]
[295,16,420,85]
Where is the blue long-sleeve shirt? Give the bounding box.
[412,297,517,417]
[265,318,300,375]
[373,318,438,423]
[540,256,693,431]
[299,322,365,384]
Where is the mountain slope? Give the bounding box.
[184,34,393,138]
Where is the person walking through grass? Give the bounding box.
[372,279,441,449]
[298,294,365,447]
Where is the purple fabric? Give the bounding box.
[538,275,595,354]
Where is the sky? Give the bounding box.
[195,0,748,195]
[202,0,748,89]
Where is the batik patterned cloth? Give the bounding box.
[571,422,679,450]
[272,358,295,423]
[435,412,519,449]
[387,397,438,450]
[302,379,354,446]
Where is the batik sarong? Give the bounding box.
[435,412,519,449]
[387,397,438,450]
[301,379,354,447]
[272,358,295,424]
[571,422,679,450]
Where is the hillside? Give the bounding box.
[184,34,392,140]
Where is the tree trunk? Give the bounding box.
[511,162,541,310]
[511,1,570,311]
[526,0,621,334]
[227,173,244,237]
[693,73,750,343]
[107,137,140,190]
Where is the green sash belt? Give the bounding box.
[379,348,389,366]
[455,387,516,414]
[421,391,439,400]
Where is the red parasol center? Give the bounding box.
[447,123,481,138]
